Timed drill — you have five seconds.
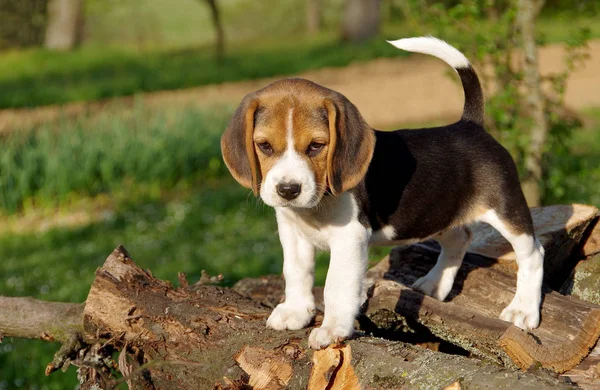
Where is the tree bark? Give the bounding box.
[364,250,600,373]
[0,297,83,343]
[362,204,600,374]
[517,0,547,206]
[79,246,574,389]
[202,0,225,61]
[341,0,381,43]
[561,342,600,390]
[467,204,599,289]
[44,0,83,51]
[306,0,321,34]
[0,244,578,389]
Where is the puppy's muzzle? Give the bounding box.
[276,182,302,200]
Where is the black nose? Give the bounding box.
[276,182,301,200]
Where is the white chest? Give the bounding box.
[292,217,334,250]
[275,193,365,251]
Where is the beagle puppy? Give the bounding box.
[221,37,544,350]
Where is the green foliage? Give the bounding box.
[0,37,406,109]
[1,10,599,109]
[544,109,600,206]
[0,0,47,49]
[0,104,229,214]
[84,0,214,49]
[541,0,599,15]
[400,0,591,204]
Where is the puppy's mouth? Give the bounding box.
[260,189,323,209]
[286,198,321,209]
[266,198,319,209]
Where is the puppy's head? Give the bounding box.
[221,78,375,208]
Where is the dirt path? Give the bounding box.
[1,40,599,132]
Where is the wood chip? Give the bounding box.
[308,345,360,390]
[443,380,462,390]
[235,346,293,390]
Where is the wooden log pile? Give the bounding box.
[1,204,599,389]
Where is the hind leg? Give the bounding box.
[478,209,544,330]
[412,227,473,301]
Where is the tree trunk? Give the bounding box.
[306,0,321,34]
[341,0,381,43]
[77,246,582,388]
[0,244,581,389]
[517,0,547,206]
[0,297,83,343]
[203,0,225,61]
[44,0,83,51]
[361,204,600,374]
[364,251,600,373]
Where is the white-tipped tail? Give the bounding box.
[387,36,484,126]
[387,36,470,69]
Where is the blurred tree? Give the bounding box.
[200,0,225,60]
[44,0,84,50]
[0,0,47,49]
[517,0,546,206]
[341,0,380,42]
[306,0,321,33]
[401,0,588,206]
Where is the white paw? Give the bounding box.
[412,273,452,301]
[308,325,353,350]
[266,301,315,330]
[500,300,540,330]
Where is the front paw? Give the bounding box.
[308,325,353,350]
[266,301,315,330]
[500,300,540,330]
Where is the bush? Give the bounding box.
[0,0,47,49]
[0,104,230,214]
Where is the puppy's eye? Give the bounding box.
[257,141,273,155]
[307,142,325,157]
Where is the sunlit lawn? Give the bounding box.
[0,13,597,109]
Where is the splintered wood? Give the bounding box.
[235,346,293,389]
[308,345,360,390]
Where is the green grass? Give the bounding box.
[0,104,230,213]
[1,13,598,109]
[0,37,406,109]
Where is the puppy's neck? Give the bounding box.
[279,192,358,227]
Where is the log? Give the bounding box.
[580,216,600,258]
[76,246,573,389]
[364,244,600,374]
[561,253,600,305]
[0,296,83,343]
[360,205,600,374]
[561,342,600,390]
[467,204,599,287]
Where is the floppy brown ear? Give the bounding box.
[324,97,375,195]
[221,95,261,195]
